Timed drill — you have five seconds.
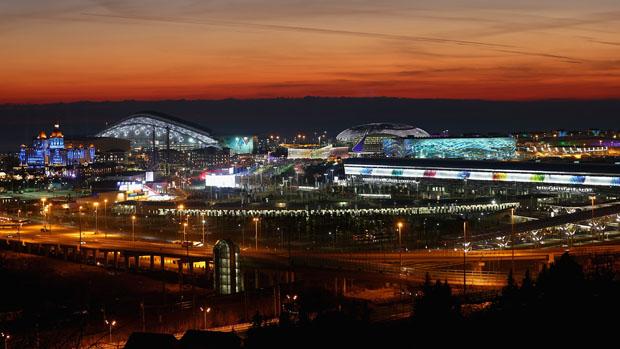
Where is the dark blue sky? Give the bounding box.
[2,97,619,152]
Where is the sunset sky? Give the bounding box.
[2,0,620,103]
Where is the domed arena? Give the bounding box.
[336,123,429,143]
[336,123,429,153]
[96,111,219,151]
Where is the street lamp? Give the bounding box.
[397,222,403,273]
[202,218,206,246]
[94,202,99,235]
[41,197,47,230]
[589,196,596,244]
[462,221,471,294]
[16,209,21,256]
[253,217,259,250]
[78,206,83,251]
[43,206,48,231]
[1,332,10,349]
[105,320,116,343]
[510,207,515,272]
[178,204,184,222]
[132,215,136,243]
[183,222,188,244]
[47,203,52,235]
[104,199,108,234]
[199,306,211,330]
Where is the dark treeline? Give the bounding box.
[244,252,619,347]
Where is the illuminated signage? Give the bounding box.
[117,182,143,191]
[205,174,237,188]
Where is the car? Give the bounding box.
[40,228,49,232]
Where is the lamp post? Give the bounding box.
[104,199,108,234]
[132,215,136,243]
[397,222,403,273]
[1,332,10,349]
[183,222,188,244]
[43,206,48,231]
[178,204,184,222]
[590,196,596,244]
[94,202,99,235]
[48,203,52,235]
[78,206,83,251]
[253,217,259,250]
[239,223,245,247]
[462,221,470,294]
[200,306,211,330]
[511,207,515,272]
[17,209,21,256]
[105,320,116,343]
[202,217,206,246]
[41,197,47,230]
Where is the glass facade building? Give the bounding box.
[213,239,242,295]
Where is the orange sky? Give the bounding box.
[2,1,620,103]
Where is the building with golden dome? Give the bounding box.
[19,122,95,168]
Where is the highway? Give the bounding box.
[3,221,620,288]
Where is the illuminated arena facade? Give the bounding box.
[337,123,429,153]
[336,123,430,142]
[345,158,620,197]
[383,137,516,160]
[96,111,219,151]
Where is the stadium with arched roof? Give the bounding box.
[96,111,219,151]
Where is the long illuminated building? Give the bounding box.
[383,137,516,160]
[344,158,620,188]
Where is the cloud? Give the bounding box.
[82,12,512,48]
[82,12,591,64]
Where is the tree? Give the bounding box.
[502,269,518,295]
[251,311,262,328]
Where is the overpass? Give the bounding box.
[446,203,620,245]
[3,222,619,289]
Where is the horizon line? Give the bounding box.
[3,96,620,107]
